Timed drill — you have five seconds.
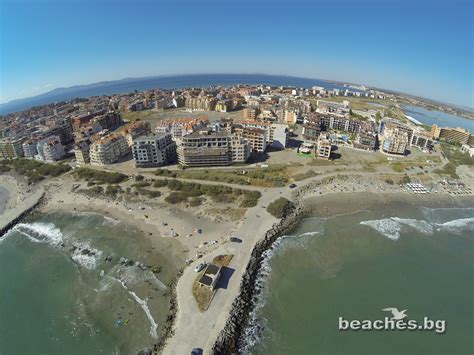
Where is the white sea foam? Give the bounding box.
[360,218,402,240]
[13,222,64,246]
[117,266,167,290]
[435,218,474,234]
[116,278,158,338]
[70,242,103,270]
[361,216,474,241]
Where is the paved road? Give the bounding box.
[163,187,291,355]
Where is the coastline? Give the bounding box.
[2,169,473,354]
[211,191,474,353]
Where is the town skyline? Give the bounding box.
[1,0,472,108]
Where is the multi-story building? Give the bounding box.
[90,134,130,165]
[155,117,209,140]
[240,120,287,149]
[316,100,351,116]
[22,138,40,158]
[234,127,267,153]
[353,132,377,151]
[316,134,332,159]
[0,138,24,159]
[410,129,435,151]
[177,130,233,167]
[306,113,362,133]
[230,136,250,163]
[74,140,91,165]
[379,121,411,155]
[215,99,233,112]
[431,125,471,145]
[35,136,65,162]
[122,121,152,146]
[94,111,123,131]
[185,97,217,111]
[132,132,177,167]
[243,107,259,120]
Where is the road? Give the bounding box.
[163,186,291,354]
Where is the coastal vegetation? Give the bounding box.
[72,167,128,184]
[155,167,289,187]
[435,143,474,179]
[163,180,261,207]
[266,197,292,218]
[0,158,71,184]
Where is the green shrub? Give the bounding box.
[266,197,292,218]
[137,188,161,198]
[135,174,145,181]
[189,197,203,206]
[153,179,169,188]
[165,192,188,204]
[73,167,128,184]
[239,190,261,207]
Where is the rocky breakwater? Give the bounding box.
[0,193,45,239]
[212,200,302,354]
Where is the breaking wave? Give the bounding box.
[116,278,158,338]
[13,222,64,246]
[360,216,474,241]
[70,242,103,270]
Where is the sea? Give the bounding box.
[246,202,474,355]
[0,211,179,354]
[403,104,474,132]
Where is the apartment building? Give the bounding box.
[122,121,152,146]
[411,129,435,151]
[316,100,350,116]
[0,138,24,159]
[431,125,471,145]
[94,111,123,131]
[132,132,177,167]
[35,136,65,162]
[185,97,217,111]
[74,140,91,165]
[316,134,332,159]
[215,99,233,112]
[177,130,233,167]
[240,120,287,149]
[353,132,377,151]
[379,122,410,155]
[234,127,267,153]
[155,117,209,140]
[230,136,250,163]
[243,107,259,120]
[22,138,40,158]
[90,134,130,165]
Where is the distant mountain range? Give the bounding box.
[0,74,347,115]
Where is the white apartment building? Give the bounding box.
[132,132,177,167]
[90,134,130,165]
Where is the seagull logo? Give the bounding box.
[382,307,408,320]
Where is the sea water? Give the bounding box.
[402,104,474,132]
[246,204,474,355]
[0,211,179,354]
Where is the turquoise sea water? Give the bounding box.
[247,204,474,355]
[0,211,178,354]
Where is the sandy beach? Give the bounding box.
[0,175,44,231]
[2,167,473,354]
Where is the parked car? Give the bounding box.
[191,349,203,355]
[230,237,242,243]
[289,183,297,188]
[194,262,206,272]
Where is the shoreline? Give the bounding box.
[211,191,474,353]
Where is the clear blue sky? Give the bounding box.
[1,0,472,107]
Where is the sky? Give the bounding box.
[0,0,473,107]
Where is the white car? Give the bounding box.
[194,262,206,272]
